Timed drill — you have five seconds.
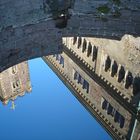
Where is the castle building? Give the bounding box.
[42,36,140,140]
[0,61,32,105]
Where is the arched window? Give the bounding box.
[92,46,98,61]
[13,83,16,89]
[74,71,79,80]
[78,74,82,84]
[125,71,133,89]
[117,66,125,83]
[73,37,77,45]
[114,111,120,122]
[16,80,20,87]
[107,104,113,115]
[83,80,89,93]
[77,37,82,48]
[60,56,64,67]
[102,99,108,110]
[87,42,92,57]
[104,56,111,71]
[111,60,118,77]
[82,39,87,53]
[119,115,125,128]
[133,77,140,95]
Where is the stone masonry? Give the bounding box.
[0,0,140,72]
[0,61,32,105]
[42,35,140,140]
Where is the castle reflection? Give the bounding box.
[0,61,32,108]
[42,36,140,140]
[0,36,140,140]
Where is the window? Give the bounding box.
[54,54,64,68]
[16,80,20,87]
[133,77,140,95]
[87,42,92,57]
[82,39,87,53]
[102,99,108,110]
[73,37,77,45]
[111,60,118,77]
[101,97,125,128]
[107,104,113,115]
[12,80,20,90]
[114,111,120,122]
[119,115,125,128]
[78,37,82,48]
[74,71,79,80]
[78,74,82,84]
[13,83,16,89]
[125,71,133,89]
[83,80,89,93]
[92,46,98,61]
[73,70,89,93]
[60,56,64,67]
[12,66,17,74]
[114,112,125,128]
[118,66,125,82]
[104,56,111,71]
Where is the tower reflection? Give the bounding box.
[0,61,32,106]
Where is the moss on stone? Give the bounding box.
[97,5,110,14]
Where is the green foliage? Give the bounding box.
[97,5,110,14]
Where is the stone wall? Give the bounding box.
[0,61,31,104]
[0,0,140,72]
[43,52,133,139]
[62,36,140,109]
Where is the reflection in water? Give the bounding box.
[0,36,140,140]
[0,61,32,108]
[42,37,140,140]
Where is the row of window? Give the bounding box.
[73,70,89,93]
[101,98,125,128]
[53,54,64,67]
[104,56,133,89]
[73,37,98,61]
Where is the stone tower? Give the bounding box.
[0,61,32,105]
[42,36,140,140]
